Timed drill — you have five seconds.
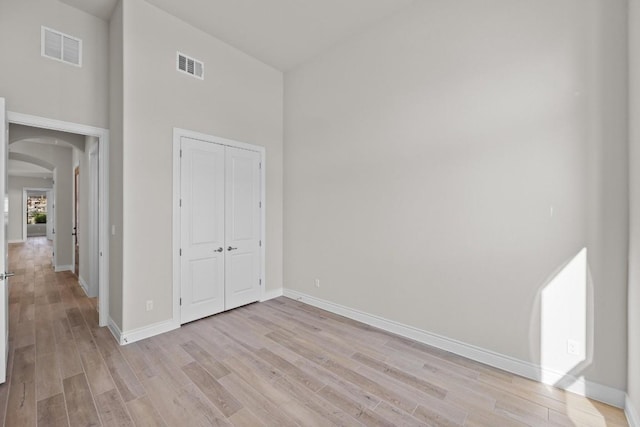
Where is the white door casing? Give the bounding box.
[0,98,8,383]
[52,168,58,267]
[180,138,225,323]
[175,129,264,325]
[89,148,99,295]
[224,147,261,310]
[7,111,109,328]
[49,187,56,269]
[46,189,54,240]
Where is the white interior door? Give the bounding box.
[180,137,225,323]
[224,147,261,310]
[0,98,9,383]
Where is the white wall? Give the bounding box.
[284,0,628,391]
[10,141,74,270]
[0,0,114,315]
[628,0,640,419]
[0,0,109,128]
[7,176,53,242]
[109,0,124,330]
[119,0,283,331]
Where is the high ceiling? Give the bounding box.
[59,0,118,21]
[59,0,414,71]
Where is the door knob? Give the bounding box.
[0,272,15,281]
[227,246,238,251]
[214,247,223,252]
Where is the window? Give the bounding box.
[27,194,47,224]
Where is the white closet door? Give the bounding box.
[224,147,261,310]
[180,137,225,323]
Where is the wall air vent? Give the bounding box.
[41,26,82,67]
[177,52,204,80]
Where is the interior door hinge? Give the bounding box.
[259,162,262,170]
[180,298,182,306]
[259,278,262,286]
[259,240,262,247]
[179,199,182,207]
[180,149,183,157]
[179,248,182,256]
[258,201,261,208]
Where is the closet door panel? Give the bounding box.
[180,137,225,323]
[225,147,261,310]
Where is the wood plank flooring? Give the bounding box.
[0,237,629,426]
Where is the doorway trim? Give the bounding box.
[172,127,266,328]
[7,111,110,328]
[73,165,79,277]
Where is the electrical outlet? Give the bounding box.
[567,339,580,356]
[146,300,153,311]
[315,278,320,288]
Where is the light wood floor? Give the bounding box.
[0,237,629,426]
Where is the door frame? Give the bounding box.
[46,189,54,241]
[88,146,99,296]
[172,128,266,328]
[22,187,53,242]
[7,111,110,327]
[1,97,7,384]
[73,165,79,277]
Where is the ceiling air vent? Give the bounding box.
[177,52,204,80]
[41,26,82,67]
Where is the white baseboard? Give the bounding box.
[8,239,25,244]
[54,264,73,272]
[283,289,626,408]
[118,319,179,346]
[107,317,123,344]
[108,290,281,346]
[78,276,89,296]
[78,276,97,298]
[627,394,640,427]
[261,287,283,302]
[554,375,625,409]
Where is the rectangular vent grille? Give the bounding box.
[177,52,204,79]
[41,26,82,67]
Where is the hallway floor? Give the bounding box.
[0,237,101,425]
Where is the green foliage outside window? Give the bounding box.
[33,213,47,224]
